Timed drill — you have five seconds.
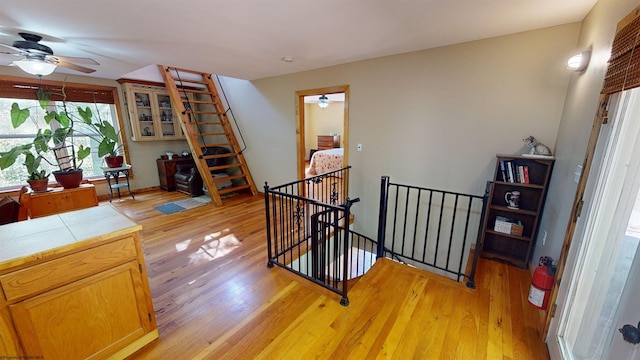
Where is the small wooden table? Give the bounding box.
[102,164,134,202]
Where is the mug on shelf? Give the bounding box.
[505,191,521,209]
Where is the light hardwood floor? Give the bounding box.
[107,190,550,359]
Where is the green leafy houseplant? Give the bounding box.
[80,107,124,167]
[0,88,92,188]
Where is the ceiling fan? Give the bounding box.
[0,32,98,76]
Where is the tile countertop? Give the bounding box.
[0,205,142,269]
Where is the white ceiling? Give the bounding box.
[0,1,596,82]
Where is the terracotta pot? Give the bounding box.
[53,169,83,189]
[105,155,124,168]
[27,178,49,192]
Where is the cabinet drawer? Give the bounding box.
[1,237,137,302]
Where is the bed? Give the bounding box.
[306,148,344,177]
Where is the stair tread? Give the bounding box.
[208,163,242,171]
[199,143,230,147]
[199,132,227,136]
[218,184,251,194]
[210,173,246,182]
[201,153,237,159]
[186,110,221,115]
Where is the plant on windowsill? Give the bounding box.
[0,88,92,189]
[24,149,50,192]
[80,108,124,168]
[0,144,51,192]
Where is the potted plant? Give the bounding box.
[24,152,50,192]
[80,108,124,168]
[0,88,91,189]
[0,143,51,192]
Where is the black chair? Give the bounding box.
[174,164,204,197]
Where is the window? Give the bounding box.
[0,76,125,189]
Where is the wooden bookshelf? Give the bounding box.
[478,154,554,269]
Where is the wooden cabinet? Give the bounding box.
[317,134,340,150]
[0,206,158,359]
[478,154,554,269]
[121,82,190,141]
[28,184,98,218]
[157,157,195,191]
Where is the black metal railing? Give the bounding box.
[376,176,486,288]
[265,170,487,307]
[265,167,375,306]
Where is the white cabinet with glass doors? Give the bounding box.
[121,82,189,141]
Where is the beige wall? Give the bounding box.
[532,0,640,264]
[219,23,580,238]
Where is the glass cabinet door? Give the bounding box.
[133,91,155,138]
[155,93,178,137]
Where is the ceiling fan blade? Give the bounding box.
[0,42,26,55]
[56,59,96,73]
[49,54,99,65]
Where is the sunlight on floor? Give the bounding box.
[173,229,242,264]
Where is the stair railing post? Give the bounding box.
[340,198,356,307]
[264,182,274,268]
[466,181,491,288]
[376,176,390,259]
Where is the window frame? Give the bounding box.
[0,75,131,190]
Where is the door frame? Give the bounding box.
[295,85,350,181]
[544,94,610,341]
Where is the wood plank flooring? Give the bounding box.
[106,190,550,359]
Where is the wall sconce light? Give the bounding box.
[13,58,57,76]
[567,50,591,72]
[318,95,329,109]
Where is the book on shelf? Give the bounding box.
[523,165,530,184]
[506,161,514,182]
[499,160,507,182]
[518,165,525,183]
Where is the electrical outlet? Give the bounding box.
[357,144,362,151]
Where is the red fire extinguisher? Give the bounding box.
[528,256,555,310]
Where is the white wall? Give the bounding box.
[532,1,640,265]
[219,23,580,238]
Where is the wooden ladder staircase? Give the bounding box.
[159,65,258,206]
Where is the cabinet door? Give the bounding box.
[130,90,157,140]
[9,262,154,360]
[155,93,180,138]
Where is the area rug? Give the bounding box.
[154,195,211,215]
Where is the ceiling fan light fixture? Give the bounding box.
[13,59,57,76]
[318,95,329,109]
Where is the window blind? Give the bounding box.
[602,14,640,94]
[0,76,116,104]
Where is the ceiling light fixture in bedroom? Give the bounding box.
[318,95,329,109]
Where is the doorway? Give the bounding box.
[295,85,349,181]
[548,88,640,358]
